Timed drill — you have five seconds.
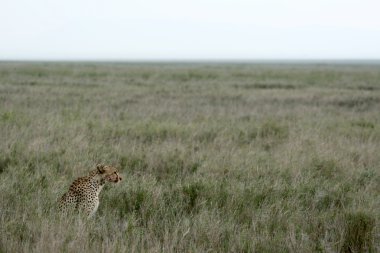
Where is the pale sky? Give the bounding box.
[1,0,380,60]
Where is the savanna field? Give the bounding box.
[0,62,379,252]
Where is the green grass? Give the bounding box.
[0,62,379,252]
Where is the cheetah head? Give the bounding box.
[96,164,122,183]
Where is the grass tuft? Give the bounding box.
[309,158,341,179]
[341,212,375,253]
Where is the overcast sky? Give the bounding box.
[1,0,380,60]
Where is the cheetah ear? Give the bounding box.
[96,164,106,173]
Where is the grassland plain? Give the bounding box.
[0,62,379,253]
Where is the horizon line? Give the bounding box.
[1,58,380,64]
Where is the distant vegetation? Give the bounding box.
[0,62,379,252]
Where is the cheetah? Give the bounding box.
[58,164,122,217]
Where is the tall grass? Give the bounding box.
[0,62,379,252]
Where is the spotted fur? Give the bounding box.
[58,164,122,217]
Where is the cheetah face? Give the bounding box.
[97,164,122,183]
